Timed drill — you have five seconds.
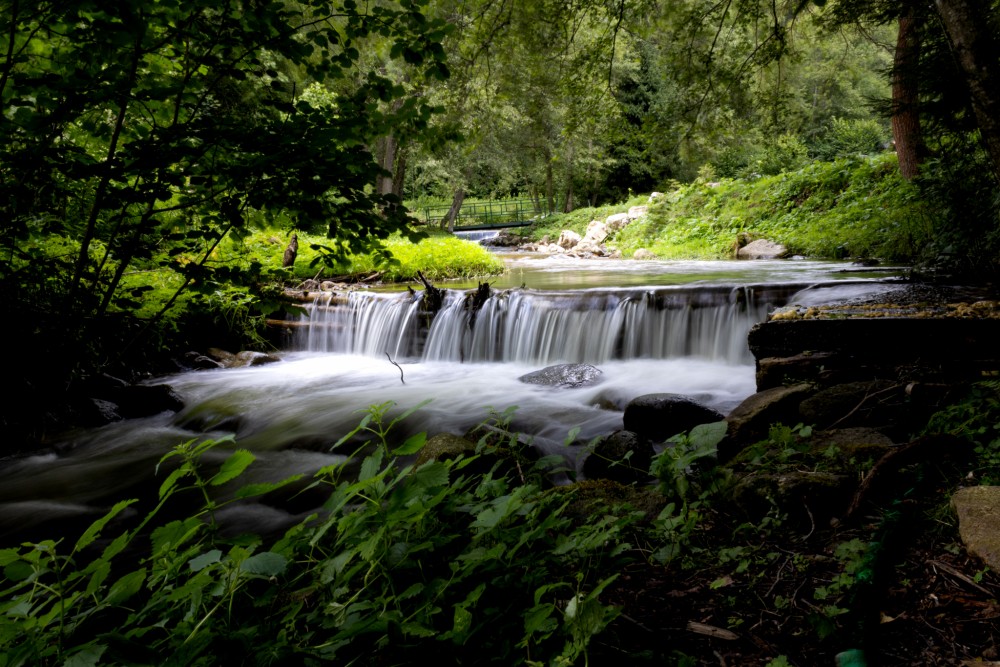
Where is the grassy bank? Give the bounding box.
[216,228,506,284]
[523,153,933,262]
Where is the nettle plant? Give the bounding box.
[0,403,637,666]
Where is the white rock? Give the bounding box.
[633,248,656,260]
[737,239,788,260]
[557,230,581,249]
[582,220,609,244]
[605,212,630,232]
[627,205,648,219]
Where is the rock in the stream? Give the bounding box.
[110,383,185,419]
[737,239,787,259]
[623,393,724,443]
[582,430,654,485]
[518,363,603,389]
[952,486,1000,570]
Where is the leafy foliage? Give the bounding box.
[0,406,637,666]
[0,0,451,385]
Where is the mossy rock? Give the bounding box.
[729,470,851,529]
[582,430,654,485]
[551,478,667,526]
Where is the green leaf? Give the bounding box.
[210,449,256,486]
[104,569,146,606]
[151,518,203,556]
[73,499,137,553]
[235,474,304,499]
[392,431,426,455]
[688,421,728,451]
[3,560,34,582]
[63,644,107,667]
[239,551,287,576]
[189,549,223,572]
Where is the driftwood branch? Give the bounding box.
[386,352,405,385]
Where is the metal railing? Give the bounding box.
[420,198,562,230]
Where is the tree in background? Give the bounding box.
[0,0,451,435]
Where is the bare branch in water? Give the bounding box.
[386,352,405,384]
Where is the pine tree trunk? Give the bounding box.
[934,0,1000,183]
[892,9,924,180]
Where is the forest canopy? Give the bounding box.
[1,0,999,388]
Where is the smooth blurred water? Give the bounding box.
[0,256,907,540]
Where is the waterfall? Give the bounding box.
[294,284,797,365]
[454,229,501,243]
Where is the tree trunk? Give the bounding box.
[375,135,398,195]
[892,9,924,180]
[545,160,555,214]
[934,0,1000,184]
[440,188,465,232]
[391,147,406,200]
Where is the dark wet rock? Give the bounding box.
[730,470,850,528]
[112,383,185,419]
[623,393,724,443]
[952,486,1000,570]
[180,351,225,370]
[756,352,836,391]
[235,350,281,367]
[82,398,123,426]
[518,363,603,389]
[582,430,654,485]
[719,383,815,461]
[807,427,896,464]
[205,348,281,368]
[798,380,908,433]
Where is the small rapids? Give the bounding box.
[294,284,813,365]
[0,262,907,540]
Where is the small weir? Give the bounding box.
[293,282,835,365]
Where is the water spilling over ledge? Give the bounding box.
[290,282,885,365]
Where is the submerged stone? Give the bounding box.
[518,363,603,389]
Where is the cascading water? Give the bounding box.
[0,257,906,541]
[294,284,795,365]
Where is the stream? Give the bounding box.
[0,254,907,541]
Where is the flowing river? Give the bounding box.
[0,253,906,541]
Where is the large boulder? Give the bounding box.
[582,430,654,485]
[518,363,603,389]
[111,383,185,419]
[628,205,648,219]
[633,248,656,260]
[719,383,815,461]
[952,486,1000,570]
[730,470,851,528]
[581,220,609,245]
[737,239,788,260]
[605,212,630,232]
[798,380,909,434]
[557,230,581,249]
[623,393,725,443]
